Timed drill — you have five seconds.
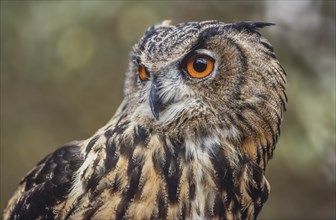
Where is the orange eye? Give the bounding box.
[138,65,149,81]
[186,54,215,79]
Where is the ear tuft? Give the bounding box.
[143,20,173,39]
[232,22,275,33]
[154,20,173,28]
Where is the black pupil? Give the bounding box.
[193,58,208,72]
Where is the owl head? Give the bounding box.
[122,20,286,166]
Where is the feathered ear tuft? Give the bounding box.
[154,20,173,28]
[144,20,173,39]
[231,22,275,33]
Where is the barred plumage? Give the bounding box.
[3,20,286,220]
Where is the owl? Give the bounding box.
[3,20,287,220]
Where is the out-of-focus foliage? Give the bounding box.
[1,1,335,219]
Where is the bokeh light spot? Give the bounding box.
[57,27,96,69]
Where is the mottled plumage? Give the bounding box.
[3,20,287,220]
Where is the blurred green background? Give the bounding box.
[1,1,335,219]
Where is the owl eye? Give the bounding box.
[138,65,149,81]
[186,54,215,79]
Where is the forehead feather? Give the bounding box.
[132,20,274,67]
[132,21,226,66]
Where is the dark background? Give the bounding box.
[1,1,335,219]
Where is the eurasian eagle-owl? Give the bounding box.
[3,20,287,220]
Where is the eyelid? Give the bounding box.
[183,49,215,63]
[180,49,215,71]
[193,49,215,58]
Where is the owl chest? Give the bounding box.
[143,138,237,219]
[155,138,256,220]
[67,134,247,219]
[178,158,220,219]
[119,147,224,219]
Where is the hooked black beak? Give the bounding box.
[149,79,164,120]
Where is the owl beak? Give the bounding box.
[149,80,163,120]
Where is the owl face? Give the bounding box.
[124,20,286,142]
